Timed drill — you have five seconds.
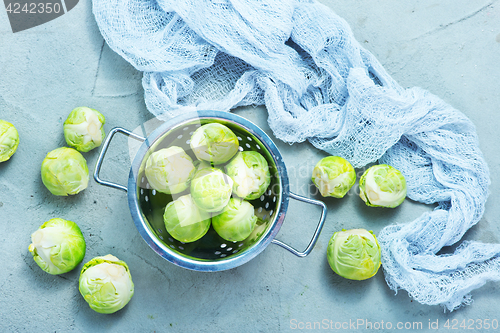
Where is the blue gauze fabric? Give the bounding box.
[92,0,500,310]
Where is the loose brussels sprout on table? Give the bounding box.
[41,147,89,196]
[212,198,258,242]
[145,146,196,194]
[311,156,356,198]
[28,218,86,275]
[225,151,271,200]
[327,228,381,281]
[190,123,239,165]
[359,164,407,208]
[0,119,19,162]
[64,107,105,152]
[79,254,134,314]
[190,166,233,212]
[163,194,211,243]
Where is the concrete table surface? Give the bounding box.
[1,1,499,332]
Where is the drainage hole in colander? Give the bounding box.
[237,136,242,141]
[179,246,184,250]
[238,243,244,247]
[157,228,163,233]
[227,247,233,251]
[159,235,164,240]
[220,254,227,258]
[177,134,183,139]
[256,144,261,150]
[269,210,274,216]
[168,237,174,242]
[189,131,194,135]
[140,188,144,195]
[145,196,149,202]
[232,250,239,254]
[238,146,243,151]
[215,251,221,255]
[183,127,189,131]
[186,139,191,145]
[273,197,276,203]
[221,243,227,248]
[141,177,145,184]
[260,195,265,201]
[169,245,175,249]
[265,202,269,209]
[152,189,156,195]
[258,207,263,213]
[247,136,252,141]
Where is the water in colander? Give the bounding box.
[136,118,281,261]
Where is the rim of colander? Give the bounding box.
[127,110,290,272]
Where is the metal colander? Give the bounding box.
[94,111,327,272]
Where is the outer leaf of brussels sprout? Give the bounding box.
[145,146,196,194]
[41,147,89,196]
[79,254,134,314]
[63,107,106,152]
[0,119,19,162]
[163,194,211,243]
[190,167,233,212]
[28,218,86,275]
[190,123,239,164]
[225,151,271,200]
[327,229,381,281]
[212,198,258,242]
[359,164,407,208]
[311,156,356,198]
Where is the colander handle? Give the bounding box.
[94,127,145,192]
[271,192,327,258]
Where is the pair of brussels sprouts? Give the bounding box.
[312,156,407,208]
[41,107,106,196]
[0,119,19,162]
[145,122,270,244]
[29,218,134,314]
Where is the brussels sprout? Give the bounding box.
[63,107,105,152]
[145,146,196,194]
[190,167,233,212]
[327,228,381,281]
[190,123,239,164]
[359,164,407,208]
[225,151,271,200]
[28,218,86,275]
[163,194,211,243]
[212,198,258,242]
[41,147,89,196]
[0,120,19,162]
[311,156,356,198]
[79,254,134,314]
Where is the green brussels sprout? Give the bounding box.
[41,147,89,196]
[63,107,105,152]
[311,156,356,198]
[359,164,407,208]
[190,167,233,212]
[0,119,19,162]
[145,146,196,194]
[327,228,381,281]
[163,194,211,243]
[79,254,134,314]
[190,123,239,165]
[28,218,86,275]
[212,198,258,242]
[225,151,271,200]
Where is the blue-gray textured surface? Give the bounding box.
[1,0,500,332]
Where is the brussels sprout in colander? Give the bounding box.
[145,146,196,194]
[212,198,258,242]
[190,123,239,165]
[225,151,271,200]
[190,166,233,213]
[163,194,211,243]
